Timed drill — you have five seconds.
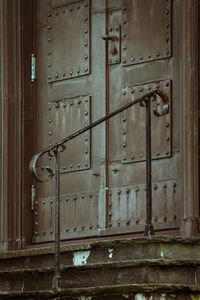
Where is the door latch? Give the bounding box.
[31,53,36,83]
[101,35,118,41]
[101,25,121,65]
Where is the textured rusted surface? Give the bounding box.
[48,96,91,173]
[47,0,90,83]
[108,179,179,232]
[121,80,171,163]
[121,0,171,66]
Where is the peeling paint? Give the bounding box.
[135,294,147,300]
[73,251,90,266]
[108,248,113,260]
[160,250,164,258]
[98,228,102,236]
[195,270,197,285]
[135,295,167,300]
[21,280,24,293]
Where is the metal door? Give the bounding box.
[32,0,180,243]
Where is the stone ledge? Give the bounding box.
[1,284,200,299]
[0,259,200,276]
[1,236,200,260]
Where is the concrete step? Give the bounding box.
[1,237,200,299]
[1,236,200,272]
[1,284,200,299]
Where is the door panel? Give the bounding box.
[32,0,181,242]
[121,0,171,66]
[47,1,90,83]
[108,0,180,234]
[107,179,179,233]
[48,96,91,173]
[121,79,171,164]
[33,0,107,243]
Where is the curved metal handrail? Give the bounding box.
[29,89,169,290]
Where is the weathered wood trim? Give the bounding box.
[182,0,199,236]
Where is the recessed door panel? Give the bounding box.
[121,79,171,164]
[48,95,91,172]
[47,0,90,83]
[108,179,179,232]
[121,0,171,66]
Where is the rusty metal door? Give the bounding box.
[32,0,180,243]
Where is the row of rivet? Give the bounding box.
[121,52,170,65]
[47,2,88,18]
[48,97,88,108]
[65,224,96,233]
[121,150,170,162]
[65,193,97,201]
[48,67,89,81]
[48,152,90,170]
[35,224,103,235]
[121,1,171,65]
[35,192,98,207]
[121,81,169,96]
[34,229,54,236]
[108,214,176,228]
[108,183,176,196]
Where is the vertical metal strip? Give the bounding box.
[52,149,61,289]
[144,99,154,236]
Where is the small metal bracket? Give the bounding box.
[31,54,36,83]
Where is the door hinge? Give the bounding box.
[31,53,36,82]
[31,184,35,211]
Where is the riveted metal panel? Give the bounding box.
[48,95,90,172]
[47,0,90,82]
[121,0,171,66]
[60,191,99,236]
[121,79,171,163]
[33,196,55,239]
[33,191,99,242]
[108,180,179,231]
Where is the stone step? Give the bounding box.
[1,284,200,299]
[1,236,200,272]
[1,237,200,299]
[0,259,199,293]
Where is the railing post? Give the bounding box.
[52,148,61,289]
[144,99,155,236]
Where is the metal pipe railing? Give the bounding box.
[29,90,169,289]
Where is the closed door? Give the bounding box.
[32,0,181,243]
